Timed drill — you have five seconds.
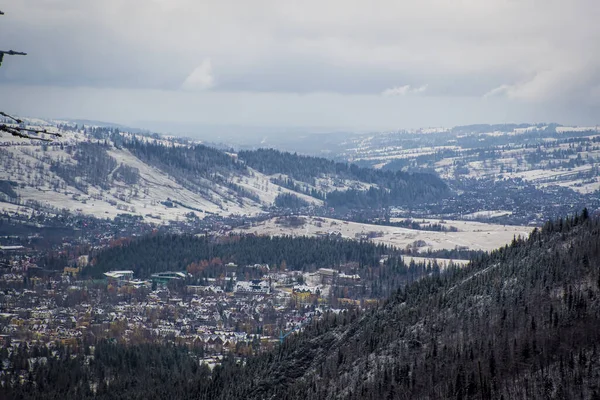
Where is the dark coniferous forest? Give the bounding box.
[85,234,398,278]
[273,192,311,209]
[4,210,600,399]
[239,148,451,208]
[73,234,427,298]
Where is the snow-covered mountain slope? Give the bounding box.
[0,120,327,223]
[5,118,456,223]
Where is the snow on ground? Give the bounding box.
[313,176,375,193]
[233,216,534,252]
[263,173,376,198]
[0,202,40,216]
[233,169,323,206]
[0,131,323,222]
[508,165,593,182]
[0,136,266,223]
[556,126,600,133]
[539,179,600,194]
[350,146,459,162]
[460,210,513,219]
[414,127,450,134]
[106,148,258,217]
[341,128,600,197]
[372,162,388,169]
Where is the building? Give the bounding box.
[234,280,270,295]
[151,271,187,283]
[104,270,134,281]
[316,268,337,284]
[187,285,223,295]
[292,285,319,305]
[338,272,360,282]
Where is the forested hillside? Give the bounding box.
[123,139,260,203]
[238,148,450,208]
[124,140,243,179]
[0,341,211,400]
[218,210,600,399]
[50,142,120,193]
[4,210,600,399]
[1,127,451,220]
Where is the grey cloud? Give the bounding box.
[1,1,597,96]
[0,0,598,128]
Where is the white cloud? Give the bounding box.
[382,85,410,96]
[483,84,510,99]
[382,84,428,96]
[412,84,428,94]
[484,63,600,105]
[181,60,215,91]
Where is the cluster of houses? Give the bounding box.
[0,234,375,366]
[0,258,367,357]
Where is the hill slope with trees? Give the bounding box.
[222,210,600,399]
[1,126,451,220]
[4,211,599,399]
[238,148,450,208]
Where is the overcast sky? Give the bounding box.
[0,0,598,134]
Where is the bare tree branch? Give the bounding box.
[0,11,56,142]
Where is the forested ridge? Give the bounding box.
[4,211,600,399]
[50,142,122,193]
[239,148,450,208]
[109,142,449,209]
[0,341,212,400]
[238,148,441,187]
[123,139,260,203]
[222,210,600,399]
[124,140,244,178]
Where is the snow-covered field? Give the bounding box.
[232,170,324,207]
[233,216,534,252]
[460,210,513,219]
[556,126,600,133]
[335,124,600,198]
[0,143,252,221]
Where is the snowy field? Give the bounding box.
[337,126,600,198]
[233,216,534,252]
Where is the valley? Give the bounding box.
[0,118,598,400]
[2,1,598,398]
